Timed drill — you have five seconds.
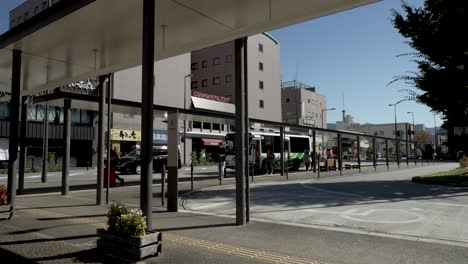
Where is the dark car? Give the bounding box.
[115,148,181,174]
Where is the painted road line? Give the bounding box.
[165,233,325,264]
[191,201,232,210]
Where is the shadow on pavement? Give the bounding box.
[185,179,468,210]
[158,222,236,232]
[0,234,97,246]
[0,248,37,263]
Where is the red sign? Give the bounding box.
[192,91,231,103]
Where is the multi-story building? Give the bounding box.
[191,33,282,122]
[9,0,62,28]
[281,81,327,128]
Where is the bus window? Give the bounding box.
[290,137,310,153]
[273,136,281,153]
[262,135,273,153]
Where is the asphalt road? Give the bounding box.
[182,163,468,246]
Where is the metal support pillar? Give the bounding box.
[96,76,106,205]
[18,96,27,194]
[338,133,342,175]
[161,165,165,206]
[7,49,22,215]
[312,130,316,173]
[167,112,179,212]
[61,99,71,195]
[396,139,400,168]
[405,124,409,167]
[243,38,250,223]
[42,104,49,183]
[280,127,284,176]
[141,0,155,230]
[357,136,361,173]
[234,37,247,225]
[385,139,389,170]
[372,137,376,171]
[106,74,112,204]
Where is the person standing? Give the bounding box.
[110,148,125,186]
[303,150,310,171]
[266,147,275,175]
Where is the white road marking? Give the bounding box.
[191,201,231,210]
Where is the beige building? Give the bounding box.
[281,81,327,128]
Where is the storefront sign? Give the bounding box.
[111,129,141,141]
[192,91,231,103]
[153,130,168,144]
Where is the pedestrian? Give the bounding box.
[266,147,275,175]
[110,148,125,186]
[303,150,310,171]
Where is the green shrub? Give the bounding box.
[107,202,128,232]
[115,209,147,237]
[0,185,7,205]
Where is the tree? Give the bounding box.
[414,130,431,152]
[390,1,468,154]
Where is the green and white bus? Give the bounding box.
[223,131,312,173]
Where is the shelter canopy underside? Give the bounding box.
[0,0,378,97]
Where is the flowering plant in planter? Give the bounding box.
[98,202,161,260]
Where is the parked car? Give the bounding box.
[115,147,181,174]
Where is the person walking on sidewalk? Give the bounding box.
[110,148,125,186]
[303,150,311,171]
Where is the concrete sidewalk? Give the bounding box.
[1,168,468,264]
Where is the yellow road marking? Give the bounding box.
[17,207,325,264]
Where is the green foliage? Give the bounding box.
[115,209,147,237]
[107,202,128,232]
[390,0,468,128]
[0,185,7,205]
[366,148,374,159]
[107,202,147,237]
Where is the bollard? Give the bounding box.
[190,162,194,191]
[218,160,222,185]
[161,164,165,207]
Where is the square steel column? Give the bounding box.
[18,96,27,194]
[7,49,22,214]
[372,137,377,171]
[338,133,342,175]
[312,130,316,173]
[357,136,361,173]
[96,75,106,205]
[280,127,284,176]
[235,37,247,225]
[167,112,179,212]
[140,0,155,230]
[61,99,71,195]
[243,37,250,223]
[42,104,49,182]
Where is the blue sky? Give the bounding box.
[0,0,442,127]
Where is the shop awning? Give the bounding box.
[201,138,222,147]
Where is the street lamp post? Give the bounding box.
[389,99,407,168]
[433,114,437,161]
[321,108,336,157]
[407,111,416,165]
[183,73,194,166]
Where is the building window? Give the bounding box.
[259,62,263,71]
[374,132,379,136]
[191,81,198,89]
[221,124,225,131]
[34,6,40,15]
[259,80,264,89]
[191,62,198,70]
[308,99,311,104]
[24,12,29,20]
[226,75,232,83]
[202,79,207,87]
[259,100,264,108]
[213,77,221,85]
[380,131,384,136]
[286,98,290,103]
[42,1,48,10]
[213,123,221,131]
[202,122,211,130]
[213,57,220,65]
[123,113,134,118]
[226,55,232,63]
[258,43,263,52]
[202,60,208,68]
[17,16,22,23]
[11,19,15,27]
[193,121,201,129]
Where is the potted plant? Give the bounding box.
[0,185,12,220]
[97,202,161,260]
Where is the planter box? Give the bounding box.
[97,228,161,260]
[0,204,12,220]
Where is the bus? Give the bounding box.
[223,131,312,173]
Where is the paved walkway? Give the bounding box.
[1,163,468,263]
